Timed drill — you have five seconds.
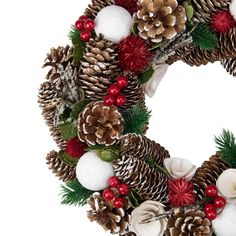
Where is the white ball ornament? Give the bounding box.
[76,151,114,191]
[95,5,133,43]
[230,0,236,21]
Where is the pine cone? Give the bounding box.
[113,155,169,204]
[84,0,114,19]
[166,208,212,236]
[134,0,187,43]
[221,57,236,77]
[192,153,230,201]
[121,134,170,166]
[77,101,124,146]
[192,0,230,23]
[46,150,76,182]
[121,72,145,110]
[79,35,120,101]
[87,193,130,235]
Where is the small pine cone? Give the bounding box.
[77,101,124,146]
[84,0,114,19]
[192,153,230,201]
[120,134,170,166]
[46,150,76,182]
[79,35,120,101]
[113,155,169,204]
[122,72,145,110]
[192,0,230,23]
[221,57,236,76]
[166,208,212,236]
[134,0,187,43]
[87,192,130,235]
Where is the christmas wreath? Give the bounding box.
[38,0,236,235]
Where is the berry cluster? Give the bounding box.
[104,75,128,107]
[75,15,96,42]
[204,185,226,220]
[103,176,130,208]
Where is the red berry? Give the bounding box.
[205,208,217,220]
[204,203,216,213]
[116,76,128,88]
[75,20,85,31]
[79,15,89,21]
[103,189,115,201]
[80,30,92,42]
[118,183,130,195]
[115,95,126,107]
[113,197,125,208]
[205,185,218,198]
[84,19,96,31]
[108,176,120,188]
[104,94,115,106]
[214,196,226,208]
[108,85,120,96]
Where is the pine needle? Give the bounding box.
[123,104,151,134]
[214,129,236,168]
[60,179,93,206]
[191,23,218,51]
[68,25,80,44]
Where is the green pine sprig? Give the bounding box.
[123,104,151,134]
[214,129,236,168]
[191,23,218,51]
[68,25,80,44]
[60,179,93,206]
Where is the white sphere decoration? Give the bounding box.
[212,204,236,236]
[95,5,133,43]
[76,151,114,191]
[230,0,236,21]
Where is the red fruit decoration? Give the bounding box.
[211,10,236,33]
[116,75,128,88]
[118,183,130,195]
[113,197,125,208]
[115,0,139,15]
[108,85,120,96]
[80,30,92,42]
[118,35,152,73]
[103,189,115,201]
[168,178,195,207]
[204,203,215,213]
[79,15,89,21]
[205,185,218,198]
[75,20,85,31]
[84,19,96,31]
[115,95,127,107]
[108,176,120,188]
[205,208,218,220]
[104,94,115,106]
[65,137,87,158]
[214,196,226,208]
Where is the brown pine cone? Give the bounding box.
[121,134,170,166]
[46,150,76,182]
[87,193,130,235]
[77,101,124,146]
[221,57,236,76]
[166,208,212,236]
[113,155,168,204]
[134,0,187,43]
[84,0,114,19]
[121,72,145,110]
[192,0,230,23]
[79,35,120,101]
[192,153,230,201]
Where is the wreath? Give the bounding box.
[38,0,236,235]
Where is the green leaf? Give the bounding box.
[214,129,236,168]
[60,179,93,207]
[123,104,151,134]
[128,189,142,208]
[59,122,77,140]
[139,66,154,84]
[132,24,139,35]
[191,23,218,51]
[71,99,91,119]
[183,1,194,21]
[58,150,78,166]
[146,157,155,167]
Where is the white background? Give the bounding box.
[1,0,236,235]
